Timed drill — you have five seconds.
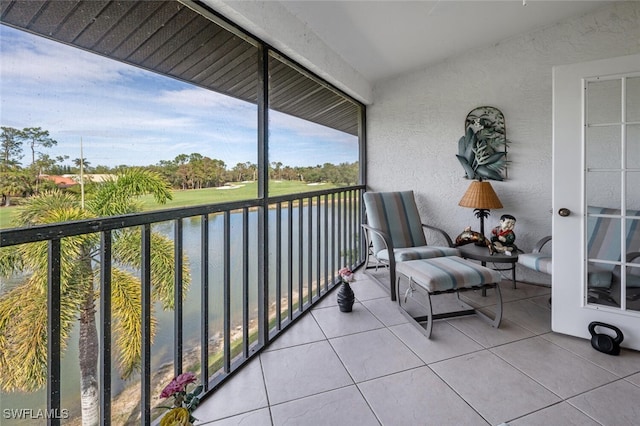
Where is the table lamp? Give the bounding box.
[458,179,503,237]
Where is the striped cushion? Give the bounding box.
[518,253,552,275]
[588,270,613,288]
[363,191,428,254]
[586,207,640,289]
[518,207,640,283]
[587,206,640,266]
[378,246,460,262]
[396,257,501,293]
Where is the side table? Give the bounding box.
[457,244,519,289]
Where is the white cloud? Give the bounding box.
[0,26,141,86]
[1,26,357,168]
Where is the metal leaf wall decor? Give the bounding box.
[457,106,509,181]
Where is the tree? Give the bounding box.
[271,161,283,180]
[232,162,248,182]
[90,164,112,174]
[246,162,257,181]
[0,169,32,206]
[0,168,190,425]
[0,126,24,171]
[22,127,57,165]
[73,157,91,173]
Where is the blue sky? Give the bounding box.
[0,25,358,169]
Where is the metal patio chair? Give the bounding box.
[362,190,460,301]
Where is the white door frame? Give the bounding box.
[552,53,640,351]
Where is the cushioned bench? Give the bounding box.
[396,256,503,338]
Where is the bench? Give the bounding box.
[395,256,503,338]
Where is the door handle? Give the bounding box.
[558,208,571,217]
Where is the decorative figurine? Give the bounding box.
[491,214,517,255]
[455,226,494,253]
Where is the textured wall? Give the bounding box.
[367,1,640,284]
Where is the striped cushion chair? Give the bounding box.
[518,206,640,305]
[518,236,552,275]
[586,206,640,305]
[362,191,460,301]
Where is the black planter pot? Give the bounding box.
[337,281,355,312]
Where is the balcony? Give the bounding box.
[0,186,365,425]
[192,273,640,425]
[2,1,640,424]
[3,184,640,425]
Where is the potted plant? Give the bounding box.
[158,372,202,426]
[337,267,355,312]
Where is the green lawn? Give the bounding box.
[0,181,337,229]
[0,206,17,229]
[137,181,336,209]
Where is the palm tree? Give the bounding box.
[0,168,190,425]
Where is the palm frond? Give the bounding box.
[16,232,98,296]
[109,268,157,380]
[88,168,172,217]
[0,275,82,392]
[112,229,191,310]
[0,246,23,279]
[14,190,80,227]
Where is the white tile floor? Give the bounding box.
[193,271,640,426]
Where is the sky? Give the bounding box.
[0,25,359,170]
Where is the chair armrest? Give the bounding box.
[422,224,455,248]
[361,224,396,263]
[532,236,552,253]
[627,252,640,263]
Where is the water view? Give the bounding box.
[0,196,360,424]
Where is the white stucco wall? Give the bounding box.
[367,1,640,284]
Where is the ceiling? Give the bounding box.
[277,0,611,82]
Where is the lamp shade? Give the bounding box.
[458,180,503,210]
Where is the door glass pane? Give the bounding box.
[585,78,625,310]
[625,217,640,312]
[586,171,620,208]
[627,76,640,123]
[628,172,640,211]
[587,215,622,262]
[628,218,640,255]
[587,79,621,125]
[629,125,640,169]
[587,261,619,307]
[627,265,640,312]
[586,126,620,169]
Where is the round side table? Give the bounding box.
[457,244,519,289]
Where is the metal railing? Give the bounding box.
[0,185,365,425]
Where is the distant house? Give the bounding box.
[62,174,116,183]
[40,174,117,189]
[40,175,78,188]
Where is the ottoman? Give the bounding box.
[395,256,503,338]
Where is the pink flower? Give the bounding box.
[160,372,197,399]
[174,372,197,389]
[339,267,354,282]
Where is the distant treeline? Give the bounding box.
[1,126,358,201]
[147,154,359,190]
